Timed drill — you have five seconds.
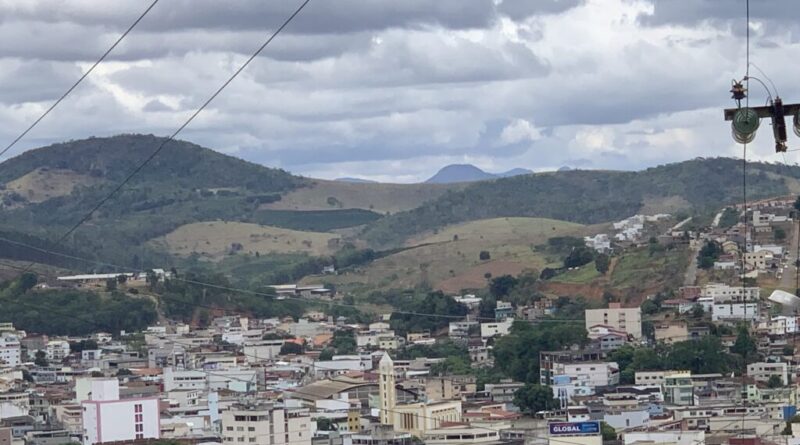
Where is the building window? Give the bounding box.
[136,434,144,440]
[134,404,142,413]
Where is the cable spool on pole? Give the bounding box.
[732,107,760,144]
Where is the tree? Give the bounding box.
[280,342,304,355]
[489,275,519,298]
[117,368,133,376]
[641,299,659,315]
[513,384,558,414]
[105,278,117,292]
[34,350,49,367]
[730,325,757,362]
[767,374,784,388]
[697,241,721,270]
[330,330,357,354]
[318,348,334,361]
[691,304,705,319]
[775,227,787,241]
[595,254,610,274]
[479,250,491,261]
[601,422,617,441]
[564,246,594,268]
[493,321,588,382]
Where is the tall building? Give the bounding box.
[80,379,160,445]
[585,303,642,340]
[378,353,396,425]
[0,335,20,367]
[221,403,312,445]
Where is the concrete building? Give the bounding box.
[701,283,760,302]
[81,379,160,445]
[747,362,790,386]
[585,303,642,340]
[0,335,20,367]
[663,371,694,406]
[480,319,513,339]
[552,362,620,393]
[712,302,759,322]
[46,341,70,362]
[221,403,312,445]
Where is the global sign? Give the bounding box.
[549,421,600,436]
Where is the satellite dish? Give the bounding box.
[768,290,800,308]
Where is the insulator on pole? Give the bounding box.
[731,107,760,144]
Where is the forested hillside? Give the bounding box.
[361,158,797,247]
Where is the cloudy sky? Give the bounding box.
[1,0,799,182]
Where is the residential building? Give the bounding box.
[663,371,694,406]
[712,302,759,322]
[480,319,513,339]
[747,362,789,386]
[494,301,514,321]
[81,379,160,445]
[701,283,760,302]
[221,403,312,445]
[585,303,642,340]
[46,341,70,362]
[551,362,620,392]
[0,336,20,367]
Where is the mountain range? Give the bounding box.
[1,134,799,285]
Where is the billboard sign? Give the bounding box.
[549,421,601,436]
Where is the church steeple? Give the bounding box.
[378,353,396,425]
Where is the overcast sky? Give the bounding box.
[1,0,799,182]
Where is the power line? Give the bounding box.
[12,0,313,277]
[0,0,161,160]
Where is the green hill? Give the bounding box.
[361,158,799,247]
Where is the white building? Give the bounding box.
[0,392,29,420]
[552,362,620,392]
[585,304,642,340]
[46,340,70,362]
[480,319,513,339]
[163,368,206,392]
[221,403,312,445]
[711,303,759,322]
[242,339,284,363]
[701,283,760,302]
[81,379,160,445]
[0,335,20,367]
[585,234,612,252]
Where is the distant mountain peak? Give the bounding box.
[425,164,531,184]
[335,177,378,184]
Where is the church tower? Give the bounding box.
[378,353,396,425]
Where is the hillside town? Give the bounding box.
[2,199,800,445]
[2,1,799,445]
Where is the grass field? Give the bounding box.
[3,167,102,204]
[151,221,340,260]
[262,179,461,214]
[551,262,602,284]
[309,217,591,294]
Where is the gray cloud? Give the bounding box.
[1,0,799,182]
